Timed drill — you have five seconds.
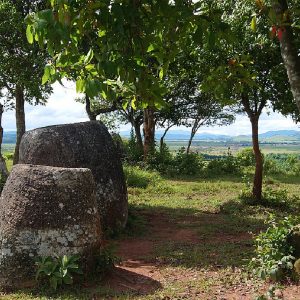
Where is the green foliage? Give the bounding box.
[0,0,52,106]
[264,154,300,176]
[35,255,82,291]
[4,152,14,161]
[206,155,241,175]
[145,144,173,174]
[237,148,256,167]
[171,148,204,176]
[124,165,161,189]
[249,215,297,282]
[123,130,143,164]
[240,181,290,208]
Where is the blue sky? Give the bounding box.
[2,82,299,135]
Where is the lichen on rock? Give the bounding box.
[19,121,128,231]
[0,164,102,290]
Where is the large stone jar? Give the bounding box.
[19,121,128,231]
[0,164,102,290]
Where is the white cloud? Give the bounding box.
[2,82,299,136]
[3,82,89,131]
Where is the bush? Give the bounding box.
[206,155,241,175]
[237,148,256,167]
[124,165,161,188]
[249,215,298,282]
[145,143,173,173]
[264,154,300,176]
[170,148,204,176]
[123,129,143,163]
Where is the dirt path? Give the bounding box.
[103,210,299,299]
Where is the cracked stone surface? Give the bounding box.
[19,121,128,231]
[0,164,102,290]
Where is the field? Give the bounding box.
[165,141,300,156]
[1,170,300,299]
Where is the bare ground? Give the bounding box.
[101,210,300,300]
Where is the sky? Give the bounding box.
[2,82,299,136]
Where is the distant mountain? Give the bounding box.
[3,131,16,144]
[120,129,300,143]
[3,129,300,144]
[120,130,232,141]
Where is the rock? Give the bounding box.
[0,164,102,290]
[19,121,128,231]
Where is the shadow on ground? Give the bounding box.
[116,202,267,272]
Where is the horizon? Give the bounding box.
[2,82,299,136]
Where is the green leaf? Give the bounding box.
[49,276,58,290]
[42,65,51,85]
[98,29,106,37]
[147,44,155,52]
[76,79,86,93]
[131,96,137,110]
[251,16,257,32]
[26,25,34,44]
[159,68,164,80]
[84,49,94,64]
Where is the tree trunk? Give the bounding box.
[274,0,300,112]
[13,85,26,165]
[251,116,263,202]
[187,121,199,154]
[0,104,8,178]
[85,94,97,121]
[160,124,174,151]
[133,121,143,153]
[143,107,155,158]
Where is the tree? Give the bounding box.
[0,90,12,178]
[254,0,300,113]
[0,0,52,164]
[204,0,294,202]
[185,95,233,154]
[27,1,235,160]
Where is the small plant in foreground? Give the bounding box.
[249,215,297,282]
[35,255,82,290]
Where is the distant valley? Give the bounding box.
[120,129,300,143]
[3,129,300,144]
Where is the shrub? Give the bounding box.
[169,148,204,176]
[145,143,173,173]
[264,154,300,176]
[249,215,297,282]
[124,165,161,188]
[123,129,143,163]
[206,155,241,175]
[4,152,14,161]
[35,255,82,290]
[237,148,256,167]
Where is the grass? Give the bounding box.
[1,168,300,299]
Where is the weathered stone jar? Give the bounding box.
[19,121,128,232]
[0,164,102,290]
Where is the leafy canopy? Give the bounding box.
[26,0,228,108]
